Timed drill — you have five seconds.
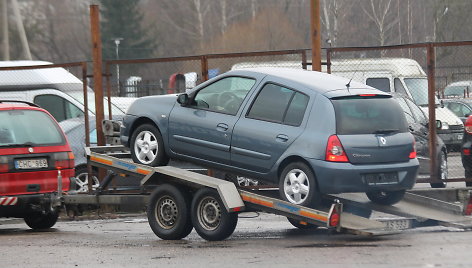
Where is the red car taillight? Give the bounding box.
[53,152,75,169]
[0,156,8,173]
[409,140,417,159]
[465,115,472,134]
[325,135,349,162]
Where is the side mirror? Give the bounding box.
[177,93,189,106]
[436,120,442,130]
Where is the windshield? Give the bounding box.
[0,109,65,146]
[333,97,408,135]
[404,78,439,106]
[68,91,124,116]
[445,86,469,97]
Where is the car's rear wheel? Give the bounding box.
[431,151,447,188]
[74,166,100,193]
[130,124,169,166]
[286,217,318,229]
[24,209,59,229]
[279,162,321,208]
[366,190,405,205]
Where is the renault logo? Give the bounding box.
[28,147,34,153]
[379,137,387,145]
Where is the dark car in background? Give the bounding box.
[462,115,472,187]
[120,68,419,207]
[392,94,448,188]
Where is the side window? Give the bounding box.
[394,78,408,96]
[65,100,84,119]
[461,104,472,117]
[405,98,427,124]
[34,94,83,122]
[446,102,462,117]
[193,76,255,115]
[395,97,415,124]
[366,78,390,92]
[248,83,308,125]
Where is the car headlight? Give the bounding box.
[441,122,449,130]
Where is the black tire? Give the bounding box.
[465,169,472,187]
[431,151,447,188]
[130,124,169,167]
[74,166,100,193]
[366,190,406,205]
[191,188,238,241]
[147,184,193,240]
[24,210,59,229]
[278,162,321,208]
[287,217,318,230]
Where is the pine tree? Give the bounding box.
[100,0,156,60]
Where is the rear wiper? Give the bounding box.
[373,129,399,134]
[0,142,36,147]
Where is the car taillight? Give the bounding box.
[0,156,8,173]
[326,135,349,162]
[409,140,417,159]
[466,115,472,134]
[53,152,75,169]
[464,148,471,156]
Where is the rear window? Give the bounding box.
[0,109,65,146]
[332,97,408,135]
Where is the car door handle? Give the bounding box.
[216,123,229,132]
[276,134,289,142]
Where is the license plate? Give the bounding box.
[15,158,48,169]
[364,172,398,185]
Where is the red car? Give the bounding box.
[0,100,74,229]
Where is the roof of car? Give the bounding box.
[0,101,41,110]
[229,67,382,95]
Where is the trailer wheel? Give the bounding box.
[24,209,59,229]
[366,190,405,205]
[191,188,238,241]
[147,184,193,240]
[287,217,318,229]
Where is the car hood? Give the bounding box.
[126,94,178,116]
[420,106,463,126]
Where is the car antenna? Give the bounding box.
[345,60,363,94]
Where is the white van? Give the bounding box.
[0,61,128,122]
[232,58,464,150]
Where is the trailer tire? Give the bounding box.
[147,184,193,240]
[287,217,318,229]
[191,188,238,241]
[130,124,169,167]
[366,190,406,205]
[24,209,59,229]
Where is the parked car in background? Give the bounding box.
[443,81,472,98]
[442,98,472,123]
[461,115,472,187]
[0,100,74,229]
[121,68,419,207]
[392,93,448,188]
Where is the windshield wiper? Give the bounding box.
[373,129,399,134]
[0,142,36,148]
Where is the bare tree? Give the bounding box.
[361,0,397,47]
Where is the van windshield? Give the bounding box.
[404,78,440,106]
[0,110,65,146]
[332,97,408,135]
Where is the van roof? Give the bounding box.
[0,61,82,85]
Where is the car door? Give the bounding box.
[168,76,256,164]
[231,82,309,173]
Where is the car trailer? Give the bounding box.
[63,145,472,241]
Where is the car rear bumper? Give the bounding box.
[308,158,419,194]
[0,193,60,218]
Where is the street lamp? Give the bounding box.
[112,37,124,93]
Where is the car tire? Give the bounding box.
[465,169,472,187]
[147,184,193,240]
[286,217,318,229]
[24,209,59,229]
[366,190,406,205]
[431,151,447,188]
[279,162,321,208]
[74,166,100,193]
[191,188,238,241]
[130,124,169,166]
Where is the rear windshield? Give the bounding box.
[332,97,408,135]
[0,109,65,147]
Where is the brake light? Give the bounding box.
[409,140,417,159]
[54,152,75,169]
[464,148,471,156]
[326,135,349,162]
[466,115,472,134]
[0,156,8,173]
[359,94,376,97]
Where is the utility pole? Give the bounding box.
[310,0,322,71]
[2,0,9,60]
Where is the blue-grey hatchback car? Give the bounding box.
[121,68,419,207]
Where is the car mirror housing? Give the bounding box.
[436,120,442,130]
[177,93,189,106]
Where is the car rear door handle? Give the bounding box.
[276,134,289,142]
[216,123,229,132]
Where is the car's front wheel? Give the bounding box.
[366,190,405,205]
[278,162,321,208]
[130,124,169,166]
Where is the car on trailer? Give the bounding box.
[120,68,419,207]
[0,100,74,229]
